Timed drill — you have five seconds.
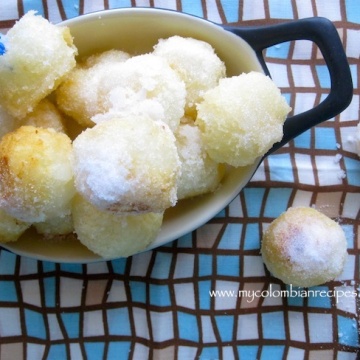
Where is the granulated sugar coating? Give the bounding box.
[175,120,225,200]
[153,36,226,116]
[72,194,163,258]
[72,116,180,214]
[34,213,73,237]
[56,50,130,128]
[0,11,77,119]
[21,99,66,133]
[196,71,291,167]
[93,54,186,132]
[0,12,294,257]
[261,207,348,287]
[1,99,65,141]
[0,126,75,223]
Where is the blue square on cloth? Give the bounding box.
[338,316,359,347]
[107,308,131,336]
[268,154,294,182]
[307,286,332,308]
[107,342,131,359]
[218,224,243,250]
[314,127,336,150]
[198,254,213,277]
[268,0,294,19]
[342,224,355,249]
[84,342,106,360]
[261,312,286,340]
[23,0,44,16]
[25,309,46,339]
[42,261,56,272]
[111,258,127,274]
[181,0,204,18]
[60,263,83,274]
[0,251,17,274]
[61,312,80,339]
[62,0,80,19]
[294,129,311,149]
[151,252,172,279]
[129,281,147,303]
[178,312,199,341]
[177,233,193,248]
[346,0,360,24]
[0,281,17,302]
[285,285,304,307]
[343,157,360,186]
[149,284,171,307]
[243,223,260,250]
[215,315,234,342]
[198,281,211,310]
[222,1,239,23]
[316,65,331,88]
[199,346,219,359]
[47,344,67,360]
[260,345,285,359]
[44,278,56,307]
[243,188,266,218]
[216,255,240,277]
[109,0,132,8]
[237,346,258,359]
[264,188,292,218]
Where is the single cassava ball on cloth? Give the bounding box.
[93,54,186,132]
[72,116,180,214]
[56,50,130,128]
[153,36,226,116]
[0,208,31,243]
[175,120,225,200]
[0,126,75,222]
[72,194,163,258]
[196,71,291,167]
[261,207,348,287]
[0,11,77,119]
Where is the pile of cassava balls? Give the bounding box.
[0,11,291,259]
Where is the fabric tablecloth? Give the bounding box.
[0,0,359,359]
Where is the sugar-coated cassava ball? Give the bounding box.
[56,50,130,128]
[1,99,65,141]
[34,213,73,237]
[0,11,77,119]
[153,36,226,116]
[196,71,291,167]
[72,194,163,258]
[81,49,130,68]
[21,99,66,133]
[93,54,186,132]
[175,120,225,200]
[0,208,31,243]
[72,116,180,214]
[261,207,348,287]
[0,126,75,222]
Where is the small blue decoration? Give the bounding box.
[0,42,5,55]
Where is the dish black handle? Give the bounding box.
[224,17,353,154]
